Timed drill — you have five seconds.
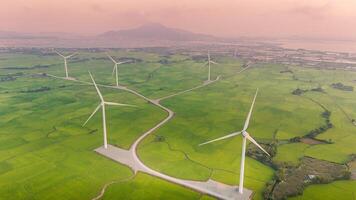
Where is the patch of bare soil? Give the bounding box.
[347,156,356,180]
[300,138,325,145]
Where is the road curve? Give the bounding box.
[46,65,251,199]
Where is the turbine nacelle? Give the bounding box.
[241,130,248,137]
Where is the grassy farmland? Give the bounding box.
[0,48,355,200]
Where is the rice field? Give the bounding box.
[0,49,355,200]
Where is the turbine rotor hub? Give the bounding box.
[242,131,248,137]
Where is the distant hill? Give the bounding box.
[0,23,224,47]
[97,23,218,42]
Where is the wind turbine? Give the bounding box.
[199,89,270,194]
[54,50,77,79]
[204,51,218,82]
[106,53,130,87]
[82,71,135,149]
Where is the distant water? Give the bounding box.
[277,39,356,54]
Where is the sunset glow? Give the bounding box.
[2,0,356,39]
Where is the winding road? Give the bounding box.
[45,65,252,200]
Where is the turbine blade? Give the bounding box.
[112,65,116,76]
[210,61,219,65]
[243,88,259,131]
[66,52,77,58]
[245,133,270,156]
[117,60,130,65]
[199,131,241,146]
[104,102,136,107]
[201,62,209,68]
[106,53,117,64]
[82,104,101,126]
[88,71,104,102]
[54,50,65,57]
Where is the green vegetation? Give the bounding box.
[103,173,201,200]
[289,180,356,200]
[0,49,355,200]
[273,143,309,165]
[331,82,354,91]
[265,157,350,200]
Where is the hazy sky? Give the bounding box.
[1,0,356,39]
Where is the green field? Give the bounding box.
[103,172,202,200]
[0,49,355,200]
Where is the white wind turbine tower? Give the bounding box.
[204,51,218,82]
[106,53,130,87]
[82,72,135,149]
[54,50,77,79]
[199,89,270,194]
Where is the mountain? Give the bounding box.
[0,23,224,48]
[97,23,217,42]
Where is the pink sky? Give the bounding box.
[1,0,356,39]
